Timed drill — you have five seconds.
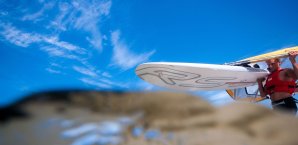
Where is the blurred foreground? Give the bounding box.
[1,90,298,145]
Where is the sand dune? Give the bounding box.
[1,90,298,145]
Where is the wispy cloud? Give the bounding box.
[0,23,87,61]
[102,72,112,78]
[42,46,66,56]
[0,0,133,90]
[46,62,65,74]
[73,66,98,78]
[41,46,82,61]
[110,30,155,70]
[79,76,127,89]
[17,0,112,51]
[80,78,112,89]
[100,78,128,88]
[22,1,56,21]
[46,68,62,74]
[43,36,86,54]
[48,0,112,51]
[71,0,111,30]
[72,62,125,88]
[73,64,128,89]
[50,62,64,68]
[0,23,42,47]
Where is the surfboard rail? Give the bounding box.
[225,46,298,66]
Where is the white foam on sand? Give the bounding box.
[62,123,98,138]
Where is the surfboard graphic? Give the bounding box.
[136,62,268,91]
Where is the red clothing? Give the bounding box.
[264,69,296,95]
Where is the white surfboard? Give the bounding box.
[135,62,269,91]
[225,46,298,102]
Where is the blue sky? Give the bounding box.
[0,0,298,107]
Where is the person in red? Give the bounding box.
[257,51,298,115]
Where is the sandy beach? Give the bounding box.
[1,90,298,145]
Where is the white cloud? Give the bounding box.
[50,63,62,68]
[49,0,112,51]
[110,30,155,70]
[0,23,87,61]
[71,0,111,29]
[72,62,128,89]
[0,1,135,91]
[42,46,84,61]
[48,2,71,31]
[0,23,42,47]
[42,46,65,56]
[45,62,66,74]
[74,66,127,89]
[22,1,56,21]
[102,72,112,78]
[46,68,62,74]
[98,0,112,16]
[86,35,102,50]
[16,0,112,51]
[80,78,111,88]
[0,1,133,93]
[73,66,98,78]
[100,78,128,88]
[43,36,86,54]
[46,62,66,74]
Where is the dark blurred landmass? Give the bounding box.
[1,90,298,145]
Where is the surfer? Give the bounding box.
[257,51,298,115]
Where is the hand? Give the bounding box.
[288,51,298,64]
[257,77,265,83]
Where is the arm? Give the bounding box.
[257,77,267,98]
[289,51,298,80]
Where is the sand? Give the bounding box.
[1,90,298,145]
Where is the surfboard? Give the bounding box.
[225,46,298,102]
[135,62,269,91]
[226,46,298,66]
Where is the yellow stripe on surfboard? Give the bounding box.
[242,46,298,63]
[226,89,235,98]
[226,46,298,65]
